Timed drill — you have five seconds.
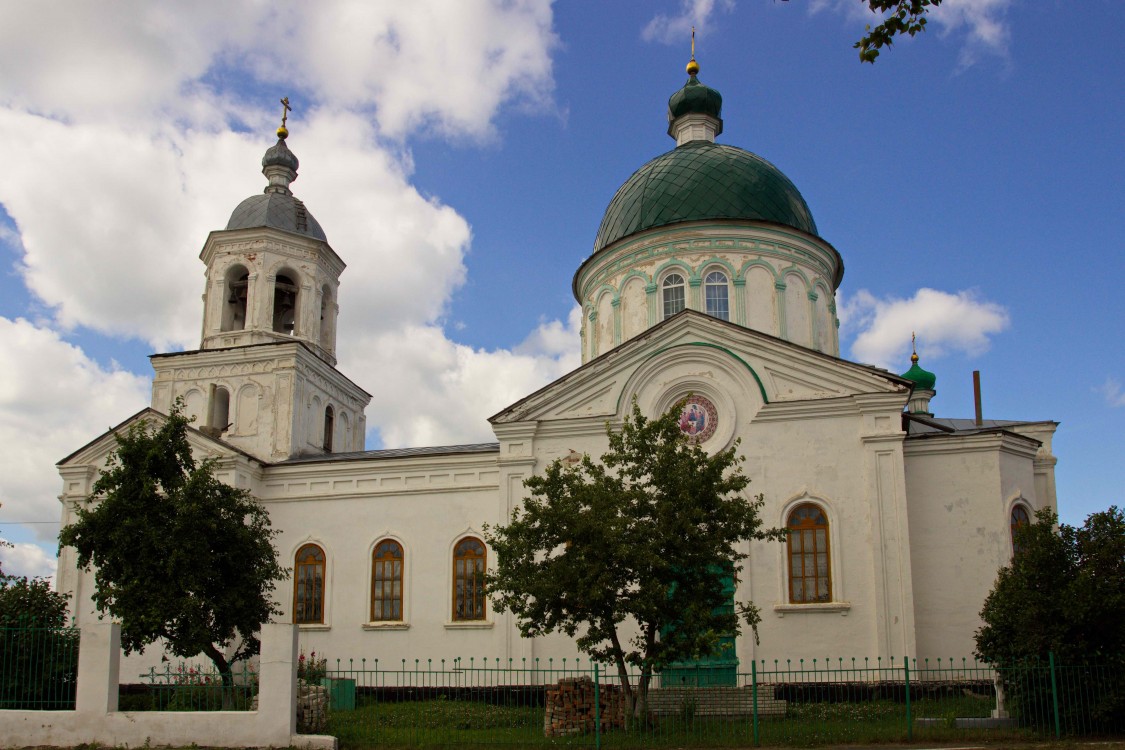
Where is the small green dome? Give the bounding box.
[668,74,723,120]
[592,141,818,252]
[901,358,937,391]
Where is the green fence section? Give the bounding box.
[120,662,258,711]
[314,654,1124,748]
[0,625,79,710]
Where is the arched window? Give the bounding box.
[787,504,831,603]
[272,273,299,334]
[221,266,249,332]
[323,405,334,453]
[452,537,486,621]
[371,539,404,621]
[294,544,325,624]
[208,385,230,433]
[662,273,686,319]
[1011,504,1031,555]
[704,270,730,321]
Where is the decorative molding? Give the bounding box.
[772,602,851,616]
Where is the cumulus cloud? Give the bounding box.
[1099,378,1125,409]
[0,539,58,582]
[840,287,1009,369]
[347,308,582,448]
[642,0,734,45]
[0,2,577,543]
[810,0,1013,67]
[0,318,150,539]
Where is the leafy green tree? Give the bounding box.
[484,401,782,719]
[0,520,78,709]
[58,403,287,699]
[976,506,1125,730]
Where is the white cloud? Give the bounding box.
[0,540,58,582]
[642,0,734,45]
[0,318,150,539]
[929,0,1013,69]
[346,309,582,448]
[1099,378,1125,409]
[840,287,1009,369]
[0,2,579,546]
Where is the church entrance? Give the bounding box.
[660,569,739,687]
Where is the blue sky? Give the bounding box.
[0,0,1122,578]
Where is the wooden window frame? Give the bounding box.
[787,504,832,604]
[452,537,487,621]
[371,539,404,622]
[294,543,326,624]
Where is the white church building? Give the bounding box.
[56,58,1058,672]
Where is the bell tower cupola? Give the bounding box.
[150,99,370,462]
[198,99,342,366]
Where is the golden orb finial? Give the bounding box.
[686,26,699,76]
[277,97,292,140]
[911,331,919,363]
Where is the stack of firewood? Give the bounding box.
[543,676,626,737]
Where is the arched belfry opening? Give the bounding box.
[221,265,249,332]
[273,272,299,335]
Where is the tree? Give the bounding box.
[58,403,287,699]
[484,401,783,720]
[0,505,78,709]
[975,507,1125,730]
[781,0,945,63]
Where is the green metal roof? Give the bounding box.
[668,75,723,120]
[592,141,818,253]
[901,361,937,391]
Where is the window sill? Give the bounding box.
[773,602,851,617]
[363,622,410,631]
[444,620,494,630]
[298,623,332,631]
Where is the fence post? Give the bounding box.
[594,662,601,750]
[904,656,912,741]
[1048,651,1061,738]
[752,659,760,746]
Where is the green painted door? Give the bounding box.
[661,569,738,687]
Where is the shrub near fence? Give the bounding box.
[313,654,1125,749]
[0,625,79,710]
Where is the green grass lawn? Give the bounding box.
[328,694,1041,749]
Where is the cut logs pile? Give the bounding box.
[543,676,626,737]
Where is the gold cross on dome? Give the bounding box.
[280,97,291,128]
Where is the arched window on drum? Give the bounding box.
[662,273,686,319]
[787,504,831,603]
[704,270,730,321]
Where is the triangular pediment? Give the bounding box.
[491,311,909,425]
[58,408,251,469]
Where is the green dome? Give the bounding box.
[901,360,937,391]
[592,141,818,252]
[668,75,723,120]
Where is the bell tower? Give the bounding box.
[150,102,370,461]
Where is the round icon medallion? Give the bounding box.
[677,395,718,443]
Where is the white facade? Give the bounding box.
[56,75,1058,677]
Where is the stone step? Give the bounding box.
[647,687,787,717]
